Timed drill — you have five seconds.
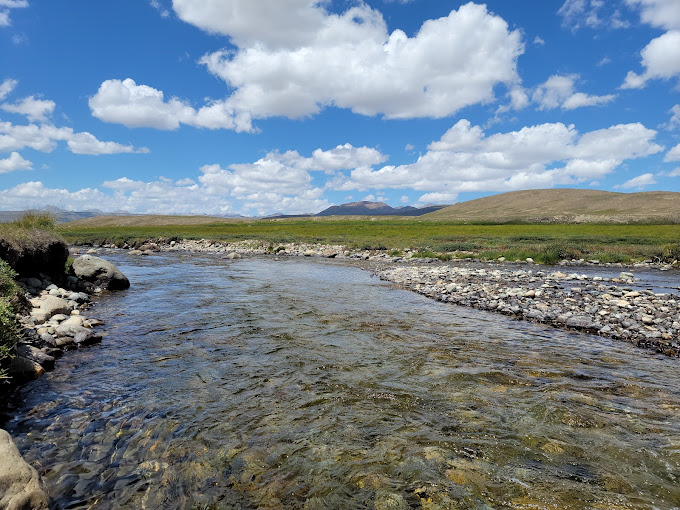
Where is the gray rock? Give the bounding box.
[14,345,55,370]
[72,255,130,290]
[566,316,599,330]
[24,277,42,289]
[0,429,48,510]
[39,296,70,319]
[8,356,44,380]
[74,331,102,346]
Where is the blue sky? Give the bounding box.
[1,0,679,216]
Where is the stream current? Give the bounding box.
[3,252,679,509]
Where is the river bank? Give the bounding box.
[0,248,130,509]
[91,237,680,358]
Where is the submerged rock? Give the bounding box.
[0,430,48,510]
[72,255,130,290]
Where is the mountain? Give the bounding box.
[422,189,680,223]
[315,201,449,217]
[0,208,104,224]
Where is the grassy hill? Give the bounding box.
[423,189,680,223]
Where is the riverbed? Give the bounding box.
[3,252,679,509]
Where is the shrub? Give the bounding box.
[660,243,680,263]
[12,211,56,230]
[0,260,19,379]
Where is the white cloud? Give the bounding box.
[0,151,31,173]
[664,142,680,161]
[172,0,326,49]
[334,120,663,193]
[558,0,629,30]
[150,0,170,18]
[66,132,150,156]
[0,79,17,100]
[626,0,680,31]
[1,95,55,122]
[667,167,680,177]
[199,143,384,197]
[615,172,657,189]
[532,74,616,110]
[621,31,680,88]
[416,192,458,204]
[0,0,27,27]
[667,104,680,130]
[533,36,545,45]
[89,78,252,132]
[622,1,680,88]
[195,2,524,122]
[0,121,148,155]
[362,194,376,202]
[558,0,601,29]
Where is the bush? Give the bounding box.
[12,211,56,230]
[0,260,19,379]
[660,243,680,263]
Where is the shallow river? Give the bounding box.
[3,253,680,509]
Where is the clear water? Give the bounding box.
[3,253,679,509]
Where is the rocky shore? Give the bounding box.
[0,252,129,508]
[99,237,679,358]
[377,264,679,357]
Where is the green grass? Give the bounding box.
[59,219,680,264]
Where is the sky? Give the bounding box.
[1,0,680,217]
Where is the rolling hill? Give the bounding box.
[423,189,680,223]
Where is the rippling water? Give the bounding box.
[3,253,680,509]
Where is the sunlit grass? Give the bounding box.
[59,219,680,263]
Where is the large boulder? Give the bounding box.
[72,255,129,290]
[0,429,48,510]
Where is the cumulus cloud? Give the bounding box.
[173,2,525,123]
[622,0,680,88]
[199,144,386,198]
[621,31,680,88]
[0,151,31,173]
[532,74,616,110]
[626,0,680,30]
[89,78,252,132]
[333,119,663,193]
[416,192,458,205]
[664,142,680,161]
[667,104,680,130]
[0,79,17,100]
[1,95,55,122]
[0,121,148,155]
[615,172,657,189]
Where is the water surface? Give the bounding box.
[4,253,680,509]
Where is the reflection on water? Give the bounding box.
[3,253,680,509]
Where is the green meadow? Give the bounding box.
[59,218,680,265]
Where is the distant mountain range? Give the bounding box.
[315,201,448,217]
[0,208,104,224]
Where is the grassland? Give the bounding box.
[59,217,680,265]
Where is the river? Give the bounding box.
[2,252,679,509]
